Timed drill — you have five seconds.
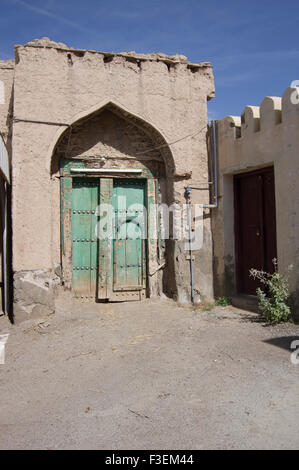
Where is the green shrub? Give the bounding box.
[249,259,291,324]
[215,297,231,307]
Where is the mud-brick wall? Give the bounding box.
[12,38,215,322]
[0,60,14,143]
[213,87,299,319]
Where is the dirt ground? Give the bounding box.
[0,294,299,450]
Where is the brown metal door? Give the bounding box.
[234,167,277,294]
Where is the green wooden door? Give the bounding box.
[112,180,146,297]
[72,178,99,298]
[71,177,146,301]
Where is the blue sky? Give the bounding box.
[0,0,298,119]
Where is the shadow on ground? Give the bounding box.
[263,336,299,351]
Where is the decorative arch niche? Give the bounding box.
[51,102,175,186]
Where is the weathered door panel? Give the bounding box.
[97,178,113,300]
[113,224,143,289]
[111,180,146,300]
[72,178,99,298]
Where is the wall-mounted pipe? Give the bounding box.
[188,201,195,304]
[185,186,195,304]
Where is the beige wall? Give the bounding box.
[213,87,299,318]
[11,38,215,310]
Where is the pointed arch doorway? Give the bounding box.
[55,103,172,301]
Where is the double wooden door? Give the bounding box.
[71,177,146,300]
[234,167,277,295]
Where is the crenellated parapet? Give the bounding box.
[217,87,299,143]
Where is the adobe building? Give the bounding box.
[0,38,215,323]
[213,87,299,319]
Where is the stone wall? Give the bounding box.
[213,87,299,318]
[11,37,215,322]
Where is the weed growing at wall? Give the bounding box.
[250,259,291,324]
[215,297,231,307]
